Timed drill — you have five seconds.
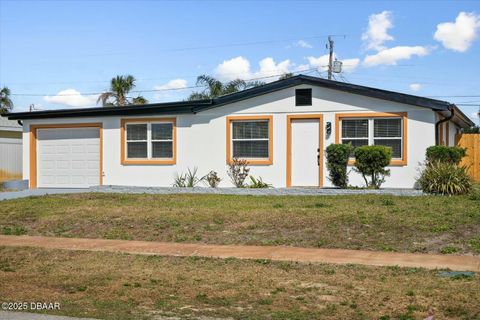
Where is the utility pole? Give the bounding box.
[327,36,334,80]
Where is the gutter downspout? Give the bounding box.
[435,106,454,145]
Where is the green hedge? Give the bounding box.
[354,146,392,189]
[426,145,466,165]
[326,143,353,188]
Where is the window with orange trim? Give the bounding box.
[121,118,176,165]
[226,116,273,165]
[335,112,407,166]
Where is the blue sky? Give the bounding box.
[0,0,479,124]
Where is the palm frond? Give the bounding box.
[0,86,14,113]
[131,96,148,105]
[97,92,116,107]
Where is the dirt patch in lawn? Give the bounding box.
[1,246,479,320]
[0,193,479,254]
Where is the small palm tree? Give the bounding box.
[188,75,265,101]
[0,86,13,114]
[97,75,148,107]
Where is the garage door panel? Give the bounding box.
[37,127,101,188]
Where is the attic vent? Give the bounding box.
[295,89,312,106]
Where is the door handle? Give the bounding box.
[317,148,320,166]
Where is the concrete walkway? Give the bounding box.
[0,311,97,320]
[0,188,90,201]
[0,185,423,201]
[1,235,478,272]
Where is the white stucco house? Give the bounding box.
[0,117,22,181]
[2,75,474,189]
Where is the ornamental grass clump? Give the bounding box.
[418,145,472,195]
[417,161,472,195]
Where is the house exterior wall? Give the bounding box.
[22,85,437,188]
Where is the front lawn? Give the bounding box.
[1,193,479,254]
[1,246,479,320]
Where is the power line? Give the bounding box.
[9,68,319,97]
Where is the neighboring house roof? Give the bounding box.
[1,75,474,127]
[0,116,22,131]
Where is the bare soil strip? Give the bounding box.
[1,235,479,271]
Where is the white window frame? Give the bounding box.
[231,119,270,160]
[125,121,174,160]
[341,117,403,159]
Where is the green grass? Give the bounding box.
[1,246,479,320]
[0,192,479,254]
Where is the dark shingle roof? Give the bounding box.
[3,75,464,121]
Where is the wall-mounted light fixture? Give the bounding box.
[326,122,332,136]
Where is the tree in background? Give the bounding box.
[0,87,13,114]
[188,75,265,101]
[97,75,148,107]
[279,72,294,80]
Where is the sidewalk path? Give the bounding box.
[1,235,478,272]
[1,185,423,201]
[0,311,97,320]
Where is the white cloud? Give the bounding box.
[254,57,291,79]
[214,56,292,82]
[154,79,188,91]
[307,54,360,73]
[409,83,422,91]
[214,56,251,81]
[363,46,430,66]
[307,54,330,72]
[297,40,313,48]
[341,58,361,73]
[153,78,188,101]
[434,12,480,52]
[44,89,98,108]
[362,11,394,51]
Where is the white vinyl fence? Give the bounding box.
[0,138,22,181]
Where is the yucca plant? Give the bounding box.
[185,167,202,187]
[417,161,473,195]
[248,176,271,188]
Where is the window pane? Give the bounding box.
[152,142,173,158]
[152,123,173,140]
[127,141,147,158]
[233,141,269,158]
[127,124,147,141]
[232,121,268,139]
[374,119,401,137]
[341,139,369,149]
[374,139,402,158]
[342,119,368,138]
[295,89,312,106]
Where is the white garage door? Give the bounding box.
[37,127,100,188]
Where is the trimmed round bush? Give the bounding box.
[426,145,466,165]
[354,145,392,189]
[417,161,472,195]
[326,143,353,188]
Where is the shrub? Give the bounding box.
[248,176,271,188]
[173,167,202,187]
[203,171,221,188]
[172,173,187,187]
[326,143,353,188]
[227,158,250,188]
[354,145,392,189]
[426,145,466,165]
[417,161,472,195]
[462,126,480,134]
